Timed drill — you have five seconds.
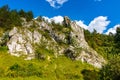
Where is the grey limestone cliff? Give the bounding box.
[4,16,105,68]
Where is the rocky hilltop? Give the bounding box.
[1,16,105,68]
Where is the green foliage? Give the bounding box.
[43,29,51,40]
[38,29,51,40]
[0,5,10,28]
[51,20,72,33]
[10,10,22,26]
[0,68,4,77]
[51,21,65,31]
[84,29,120,80]
[84,29,116,60]
[0,5,22,30]
[99,56,120,80]
[82,69,99,80]
[34,44,54,60]
[0,32,9,46]
[35,48,46,60]
[7,63,42,77]
[0,5,34,32]
[26,11,33,21]
[19,10,33,21]
[114,27,120,54]
[64,49,75,60]
[0,48,96,79]
[49,19,72,45]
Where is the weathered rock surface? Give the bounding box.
[70,21,105,68]
[4,17,105,68]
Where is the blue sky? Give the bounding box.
[0,0,120,34]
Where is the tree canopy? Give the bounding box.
[0,5,33,30]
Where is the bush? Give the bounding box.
[0,5,22,30]
[19,10,33,22]
[99,57,120,80]
[0,32,9,46]
[81,69,99,80]
[35,48,46,60]
[0,68,5,77]
[64,49,75,60]
[7,63,42,77]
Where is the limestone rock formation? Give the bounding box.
[63,16,71,27]
[70,22,105,68]
[3,17,106,68]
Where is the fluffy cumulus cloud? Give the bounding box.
[76,20,88,30]
[88,16,110,33]
[76,16,110,33]
[105,24,120,34]
[46,0,68,8]
[43,16,64,24]
[51,16,64,23]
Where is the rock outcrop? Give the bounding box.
[3,17,105,68]
[70,21,105,68]
[63,16,71,27]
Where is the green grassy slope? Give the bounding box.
[0,47,97,80]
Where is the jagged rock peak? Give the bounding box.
[63,16,71,27]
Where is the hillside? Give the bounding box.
[0,5,120,80]
[0,47,98,80]
[4,16,105,68]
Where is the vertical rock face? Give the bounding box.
[70,22,88,48]
[5,17,105,68]
[70,22,105,68]
[63,16,71,27]
[7,27,34,57]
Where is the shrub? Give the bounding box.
[0,32,9,46]
[7,63,42,77]
[0,68,5,77]
[0,5,22,30]
[35,49,46,60]
[64,49,75,60]
[81,69,99,80]
[99,57,120,80]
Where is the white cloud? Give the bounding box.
[51,16,64,23]
[76,16,110,33]
[43,16,64,24]
[105,24,120,34]
[46,0,68,8]
[76,20,88,30]
[88,16,110,33]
